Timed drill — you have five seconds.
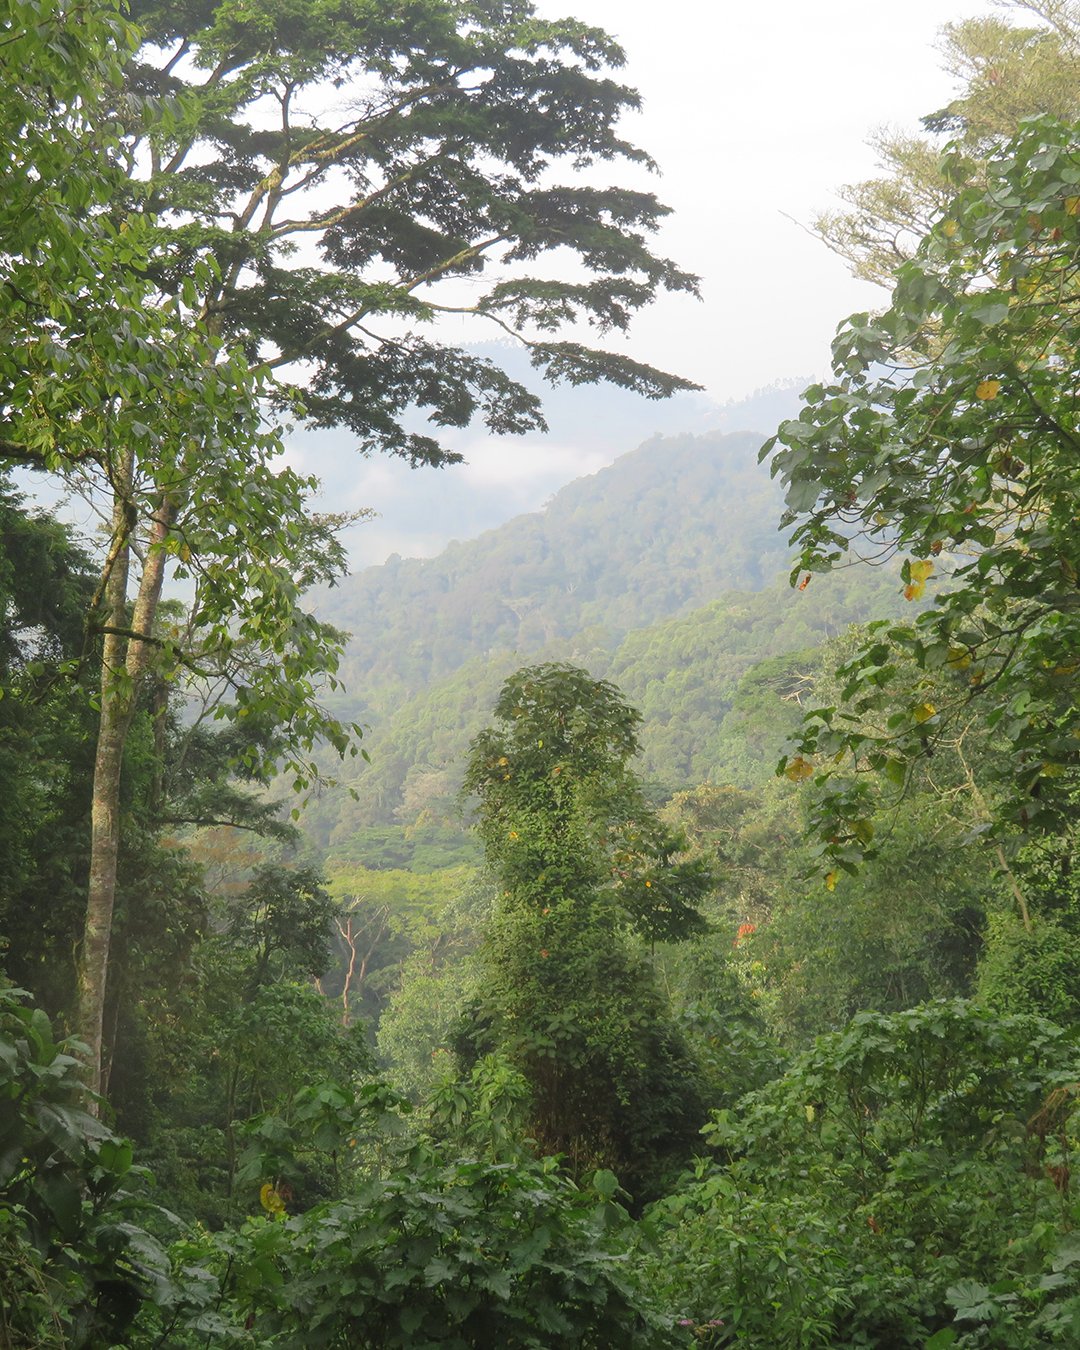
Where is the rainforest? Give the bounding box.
[2,0,1079,1346]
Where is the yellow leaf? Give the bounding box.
[260,1183,285,1215]
[784,756,815,783]
[943,219,958,238]
[975,379,1001,401]
[913,702,936,723]
[1066,196,1080,216]
[825,871,838,892]
[909,559,934,583]
[946,646,972,671]
[904,581,925,601]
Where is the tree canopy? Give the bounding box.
[815,1,1080,284]
[126,0,700,466]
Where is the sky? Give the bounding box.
[525,0,999,399]
[294,0,1013,567]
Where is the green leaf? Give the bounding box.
[591,1169,619,1200]
[34,1173,83,1241]
[96,1137,134,1176]
[1052,1232,1080,1272]
[947,1279,996,1321]
[968,298,1009,325]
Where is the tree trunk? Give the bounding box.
[77,477,174,1103]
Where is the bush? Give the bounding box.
[0,986,170,1347]
[195,1154,680,1347]
[642,1001,1080,1347]
[160,1072,684,1347]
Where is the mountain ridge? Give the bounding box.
[298,419,903,852]
[316,428,790,720]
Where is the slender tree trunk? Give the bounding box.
[77,476,174,1103]
[338,917,358,1027]
[77,481,133,1101]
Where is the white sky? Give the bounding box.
[527,0,1005,402]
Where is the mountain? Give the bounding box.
[303,566,903,855]
[316,429,791,720]
[299,423,904,856]
[289,341,808,571]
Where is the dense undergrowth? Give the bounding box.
[4,984,1078,1348]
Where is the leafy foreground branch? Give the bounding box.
[765,116,1080,876]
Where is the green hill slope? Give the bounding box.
[305,570,902,852]
[317,430,787,719]
[300,424,907,857]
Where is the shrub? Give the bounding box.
[0,986,170,1347]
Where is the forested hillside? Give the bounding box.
[318,430,789,717]
[305,562,904,850]
[303,421,906,849]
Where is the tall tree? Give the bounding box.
[5,0,700,1100]
[462,664,710,1195]
[815,2,1080,284]
[125,0,701,464]
[1,0,354,1096]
